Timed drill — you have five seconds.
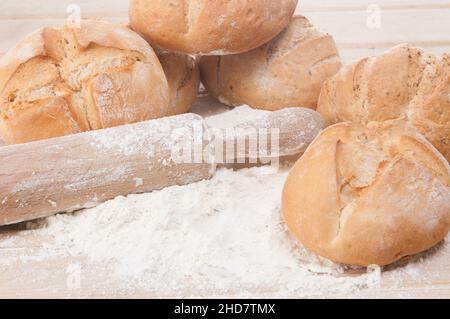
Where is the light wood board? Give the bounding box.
[0,0,450,299]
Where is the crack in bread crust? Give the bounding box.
[282,121,450,266]
[199,15,342,111]
[183,0,202,35]
[0,24,154,139]
[333,123,450,241]
[318,44,450,161]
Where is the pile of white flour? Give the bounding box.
[5,104,447,297]
[23,166,380,297]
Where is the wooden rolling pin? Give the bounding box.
[0,108,323,225]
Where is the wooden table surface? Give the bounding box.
[0,0,450,299]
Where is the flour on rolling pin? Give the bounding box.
[205,106,324,164]
[0,114,212,225]
[0,107,323,225]
[205,105,271,128]
[233,107,324,157]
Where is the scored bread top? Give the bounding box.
[199,15,342,110]
[129,0,298,55]
[317,44,450,161]
[282,121,450,266]
[0,20,169,144]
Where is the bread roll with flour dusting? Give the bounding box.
[317,44,450,162]
[199,16,342,111]
[156,49,200,116]
[0,20,169,144]
[129,0,298,55]
[283,122,450,266]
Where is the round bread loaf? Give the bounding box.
[129,0,298,55]
[199,16,342,111]
[0,20,169,144]
[156,50,200,116]
[282,122,450,266]
[317,44,450,162]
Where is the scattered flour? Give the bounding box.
[7,166,381,297]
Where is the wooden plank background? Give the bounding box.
[0,0,449,299]
[0,0,449,62]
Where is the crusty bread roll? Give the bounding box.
[282,122,450,266]
[156,50,200,116]
[317,44,450,162]
[199,16,342,111]
[0,20,169,144]
[129,0,298,55]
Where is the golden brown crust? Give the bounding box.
[317,44,450,162]
[199,16,342,111]
[129,0,298,55]
[282,122,450,266]
[0,29,47,93]
[156,50,200,116]
[0,20,169,144]
[0,98,81,144]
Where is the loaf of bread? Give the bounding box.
[129,0,298,55]
[156,49,200,116]
[317,44,450,162]
[199,16,342,111]
[283,122,450,266]
[0,20,169,144]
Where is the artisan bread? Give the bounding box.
[317,44,450,162]
[129,0,298,55]
[282,122,450,266]
[0,20,169,144]
[156,49,200,116]
[199,16,342,111]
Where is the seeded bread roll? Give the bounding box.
[317,44,450,162]
[199,16,342,111]
[282,122,450,266]
[0,20,169,144]
[156,49,200,116]
[129,0,298,55]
